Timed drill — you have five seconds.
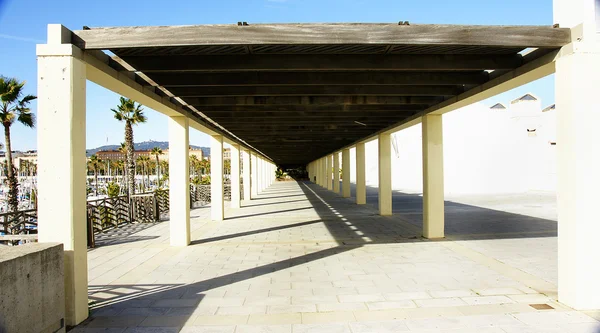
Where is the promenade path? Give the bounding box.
[73,181,599,333]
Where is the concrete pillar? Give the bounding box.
[317,159,323,186]
[242,149,251,201]
[316,160,321,186]
[326,155,333,190]
[168,116,191,246]
[258,158,263,192]
[37,30,88,325]
[342,149,351,198]
[322,157,327,188]
[230,144,241,208]
[355,142,366,204]
[263,159,268,189]
[333,152,340,194]
[554,0,600,309]
[251,153,258,198]
[211,135,224,220]
[378,133,392,216]
[422,115,445,238]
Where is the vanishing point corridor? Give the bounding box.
[74,181,597,333]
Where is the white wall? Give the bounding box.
[351,98,557,195]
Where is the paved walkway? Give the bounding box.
[74,181,599,333]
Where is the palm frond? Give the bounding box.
[17,112,35,128]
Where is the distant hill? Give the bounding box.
[86,141,210,157]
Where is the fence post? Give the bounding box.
[129,196,134,223]
[154,193,159,222]
[86,206,95,248]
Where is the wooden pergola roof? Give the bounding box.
[71,23,570,166]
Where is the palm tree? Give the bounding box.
[190,154,199,177]
[159,159,169,176]
[224,159,231,176]
[159,160,169,186]
[118,142,127,189]
[147,160,155,189]
[0,77,36,212]
[111,98,146,197]
[200,159,210,176]
[88,155,102,196]
[136,155,150,192]
[114,159,125,188]
[150,147,163,187]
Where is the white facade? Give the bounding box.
[351,95,557,194]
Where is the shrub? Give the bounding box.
[107,182,120,197]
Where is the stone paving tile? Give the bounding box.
[414,297,468,308]
[179,326,235,333]
[248,314,302,325]
[123,327,180,333]
[462,296,515,305]
[430,289,479,298]
[75,181,597,332]
[234,324,293,333]
[366,300,417,311]
[384,291,432,301]
[348,320,410,332]
[268,305,318,314]
[317,302,367,312]
[292,323,351,333]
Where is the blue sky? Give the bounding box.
[0,0,556,151]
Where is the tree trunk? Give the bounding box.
[4,124,18,213]
[156,156,160,187]
[125,121,135,197]
[94,167,98,196]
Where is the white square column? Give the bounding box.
[355,142,366,204]
[168,116,191,246]
[251,153,258,197]
[322,157,327,188]
[554,0,600,307]
[333,152,340,194]
[37,35,88,325]
[422,115,445,238]
[318,159,323,186]
[263,159,268,189]
[211,135,224,221]
[326,155,333,190]
[317,159,321,186]
[378,133,392,216]
[342,149,351,198]
[230,144,241,208]
[242,149,251,201]
[258,158,263,192]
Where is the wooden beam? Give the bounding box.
[72,24,570,49]
[150,71,489,86]
[123,54,524,72]
[195,105,426,112]
[218,120,402,126]
[72,49,278,160]
[331,49,562,159]
[186,96,441,106]
[204,110,417,118]
[166,85,464,97]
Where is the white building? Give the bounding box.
[351,94,557,194]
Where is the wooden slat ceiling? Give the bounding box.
[73,23,571,166]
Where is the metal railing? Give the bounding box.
[0,209,38,245]
[1,183,243,246]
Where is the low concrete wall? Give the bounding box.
[0,243,65,333]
